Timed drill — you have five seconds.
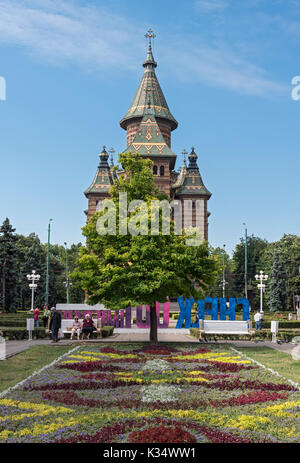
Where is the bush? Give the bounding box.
[101,326,114,338]
[0,320,30,327]
[0,327,46,340]
[261,321,300,329]
[189,327,300,342]
[190,328,199,338]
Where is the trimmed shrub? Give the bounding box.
[189,327,300,342]
[0,327,46,340]
[101,326,114,338]
[0,319,31,327]
[190,328,200,338]
[261,321,300,329]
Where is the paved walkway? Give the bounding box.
[2,333,298,359]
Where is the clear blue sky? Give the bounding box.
[0,0,299,255]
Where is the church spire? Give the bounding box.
[143,29,157,69]
[120,30,178,132]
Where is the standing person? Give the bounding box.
[49,307,62,343]
[42,304,51,329]
[33,307,40,328]
[254,311,262,330]
[81,314,96,340]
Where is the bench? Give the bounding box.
[61,319,102,339]
[199,320,255,341]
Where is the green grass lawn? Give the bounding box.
[235,346,300,384]
[0,345,73,393]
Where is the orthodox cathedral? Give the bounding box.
[84,31,211,241]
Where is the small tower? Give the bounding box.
[172,148,211,241]
[84,146,115,219]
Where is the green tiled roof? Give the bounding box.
[120,44,178,130]
[172,148,211,197]
[122,114,177,169]
[84,146,114,196]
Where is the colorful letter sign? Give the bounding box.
[59,297,250,328]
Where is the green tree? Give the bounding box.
[0,218,19,312]
[260,234,300,310]
[232,235,269,304]
[208,247,236,298]
[73,152,220,343]
[268,252,287,312]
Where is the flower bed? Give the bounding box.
[0,343,299,443]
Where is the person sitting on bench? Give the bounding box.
[81,314,96,340]
[70,317,81,340]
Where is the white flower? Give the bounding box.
[141,384,179,403]
[142,359,172,371]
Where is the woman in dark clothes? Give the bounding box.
[81,314,96,340]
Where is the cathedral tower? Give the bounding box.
[84,30,212,240]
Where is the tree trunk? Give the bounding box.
[149,304,158,344]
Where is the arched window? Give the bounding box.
[159,165,164,176]
[96,200,103,211]
[153,165,158,175]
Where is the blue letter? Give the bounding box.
[220,298,235,320]
[191,299,205,327]
[236,298,250,321]
[205,297,218,320]
[176,297,194,329]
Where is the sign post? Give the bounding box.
[27,319,34,341]
[0,335,5,361]
[271,320,279,343]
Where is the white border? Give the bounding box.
[0,345,80,398]
[230,347,300,391]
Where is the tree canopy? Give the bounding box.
[73,152,220,342]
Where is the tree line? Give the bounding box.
[0,218,299,313]
[210,234,300,311]
[0,218,84,312]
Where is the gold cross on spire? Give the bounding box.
[145,29,156,45]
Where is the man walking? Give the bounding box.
[254,310,262,330]
[49,307,61,343]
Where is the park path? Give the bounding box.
[1,334,297,359]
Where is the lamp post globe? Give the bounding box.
[27,270,40,312]
[255,270,268,313]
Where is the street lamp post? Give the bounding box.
[243,223,248,298]
[220,244,228,298]
[27,270,40,311]
[63,242,72,304]
[255,270,268,313]
[45,219,53,306]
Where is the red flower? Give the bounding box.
[128,425,197,443]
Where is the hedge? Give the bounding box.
[0,327,46,340]
[0,320,32,327]
[101,326,114,338]
[189,327,300,342]
[261,321,300,329]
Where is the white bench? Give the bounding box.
[61,319,102,338]
[199,320,255,341]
